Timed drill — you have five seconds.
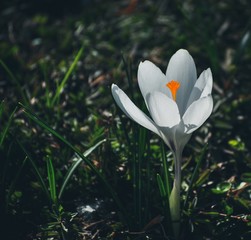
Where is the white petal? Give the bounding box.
[146,91,180,128]
[166,49,197,116]
[159,124,191,153]
[111,84,160,135]
[186,68,213,109]
[138,61,171,107]
[182,95,213,134]
[200,68,213,97]
[174,122,192,149]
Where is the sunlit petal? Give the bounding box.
[138,61,171,107]
[166,49,197,116]
[200,68,213,97]
[182,95,213,134]
[111,84,160,136]
[146,91,180,128]
[186,68,213,109]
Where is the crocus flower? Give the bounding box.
[111,49,213,238]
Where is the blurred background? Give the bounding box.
[1,0,251,239]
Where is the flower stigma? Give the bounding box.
[166,80,180,101]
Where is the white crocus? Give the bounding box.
[111,49,213,238]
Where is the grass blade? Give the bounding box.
[157,173,172,237]
[58,139,107,199]
[161,142,171,197]
[183,144,208,208]
[19,103,128,224]
[16,138,50,200]
[157,173,166,198]
[0,106,17,147]
[51,47,84,106]
[46,157,57,204]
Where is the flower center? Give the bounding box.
[166,80,180,101]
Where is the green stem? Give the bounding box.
[169,150,182,240]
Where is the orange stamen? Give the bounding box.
[166,80,180,101]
